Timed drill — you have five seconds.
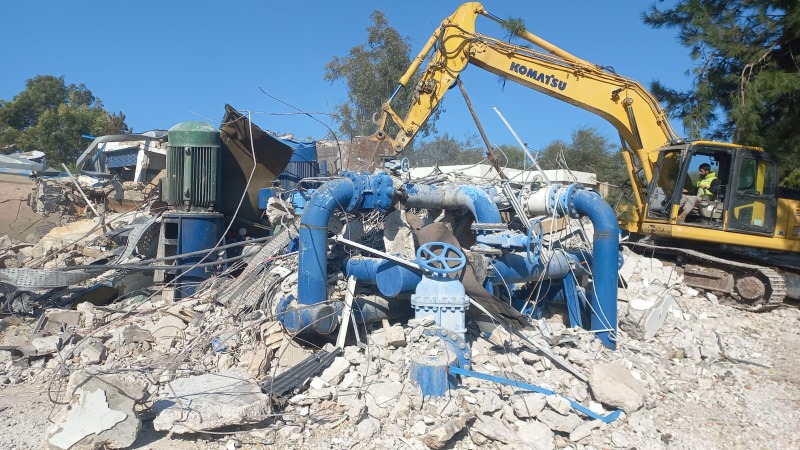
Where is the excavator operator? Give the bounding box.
[678,163,719,223]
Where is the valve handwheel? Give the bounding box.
[527,218,544,263]
[400,157,411,173]
[416,241,467,275]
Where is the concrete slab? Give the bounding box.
[153,368,271,434]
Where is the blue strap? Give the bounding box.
[448,366,622,423]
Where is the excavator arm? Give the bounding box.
[372,2,680,187]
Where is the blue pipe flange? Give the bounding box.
[558,183,582,218]
[373,172,395,212]
[526,218,544,264]
[546,183,560,215]
[342,172,366,211]
[423,327,471,370]
[416,241,467,275]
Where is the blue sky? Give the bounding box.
[1,1,691,151]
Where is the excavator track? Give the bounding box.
[624,241,787,310]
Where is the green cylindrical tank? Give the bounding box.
[164,121,222,209]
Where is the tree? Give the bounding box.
[643,1,800,186]
[538,128,628,188]
[324,11,439,141]
[406,133,485,167]
[494,144,527,170]
[0,75,128,165]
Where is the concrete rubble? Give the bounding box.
[0,134,798,450]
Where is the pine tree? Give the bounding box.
[643,0,800,185]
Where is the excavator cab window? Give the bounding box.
[727,149,778,234]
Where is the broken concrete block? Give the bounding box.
[487,326,511,347]
[478,389,504,414]
[589,363,647,413]
[537,409,583,433]
[146,315,186,349]
[339,371,361,390]
[510,392,546,418]
[31,335,60,355]
[238,348,271,379]
[347,400,368,424]
[309,376,328,390]
[407,316,435,328]
[472,415,519,444]
[384,325,407,348]
[356,416,381,438]
[153,368,271,434]
[48,390,127,449]
[383,210,417,259]
[47,370,147,449]
[319,356,350,385]
[546,394,572,415]
[410,420,427,436]
[518,420,555,450]
[79,342,107,365]
[364,380,404,419]
[621,291,675,340]
[569,419,601,442]
[422,413,473,449]
[260,321,284,349]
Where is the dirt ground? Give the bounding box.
[0,174,61,242]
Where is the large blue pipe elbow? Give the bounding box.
[403,184,502,224]
[571,189,619,349]
[298,178,355,306]
[279,178,355,335]
[284,172,395,335]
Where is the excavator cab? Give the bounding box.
[645,143,778,235]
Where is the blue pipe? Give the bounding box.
[282,172,394,335]
[403,184,502,225]
[282,178,355,334]
[343,257,422,297]
[571,189,619,349]
[491,250,575,285]
[299,178,354,305]
[522,184,619,349]
[352,295,410,323]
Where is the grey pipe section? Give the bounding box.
[403,184,502,224]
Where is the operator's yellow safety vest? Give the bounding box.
[697,172,718,199]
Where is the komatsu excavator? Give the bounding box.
[370,2,800,306]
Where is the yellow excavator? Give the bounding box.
[370,2,800,306]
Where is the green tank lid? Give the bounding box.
[168,121,220,148]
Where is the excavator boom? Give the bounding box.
[373,2,679,179]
